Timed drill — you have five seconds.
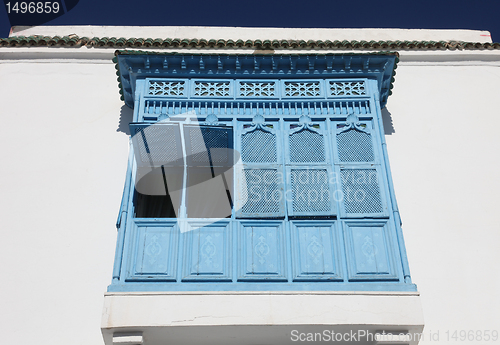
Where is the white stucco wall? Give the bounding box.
[386,63,500,344]
[0,59,129,345]
[0,26,499,345]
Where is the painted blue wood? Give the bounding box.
[236,80,279,99]
[291,221,343,281]
[113,147,134,282]
[142,78,370,103]
[117,53,397,108]
[238,221,287,281]
[137,99,373,123]
[330,114,388,218]
[126,220,178,281]
[108,55,417,292]
[191,79,234,98]
[281,80,324,98]
[343,221,398,281]
[108,281,417,292]
[235,117,285,218]
[146,79,188,98]
[182,222,232,281]
[328,81,367,97]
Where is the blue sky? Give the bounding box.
[1,0,499,41]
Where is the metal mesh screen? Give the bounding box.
[291,169,331,214]
[337,129,374,162]
[185,126,232,166]
[289,129,325,163]
[241,169,282,215]
[341,169,383,214]
[186,126,210,165]
[134,125,182,166]
[241,129,277,163]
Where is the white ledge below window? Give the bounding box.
[101,291,424,345]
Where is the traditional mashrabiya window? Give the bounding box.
[109,52,416,292]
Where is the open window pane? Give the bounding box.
[130,123,183,167]
[184,125,234,167]
[186,167,233,218]
[133,166,184,218]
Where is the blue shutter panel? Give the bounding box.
[288,168,335,216]
[236,121,285,218]
[340,167,385,216]
[237,168,285,218]
[291,222,342,281]
[129,123,184,215]
[183,125,234,218]
[333,116,388,218]
[240,125,277,163]
[182,223,232,281]
[343,221,398,281]
[337,128,374,162]
[238,222,287,281]
[127,221,178,281]
[130,123,183,167]
[183,125,234,168]
[288,126,326,163]
[286,120,336,217]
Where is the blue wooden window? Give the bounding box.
[111,53,415,292]
[236,117,285,218]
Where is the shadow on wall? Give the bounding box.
[382,108,395,135]
[117,105,133,135]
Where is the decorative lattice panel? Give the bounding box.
[240,169,283,216]
[238,82,276,97]
[284,82,321,97]
[184,126,233,166]
[329,81,366,96]
[193,81,231,97]
[291,169,331,214]
[148,81,186,96]
[289,129,326,163]
[132,124,183,166]
[241,129,277,163]
[341,169,383,214]
[337,129,374,162]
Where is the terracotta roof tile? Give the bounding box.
[1,35,500,49]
